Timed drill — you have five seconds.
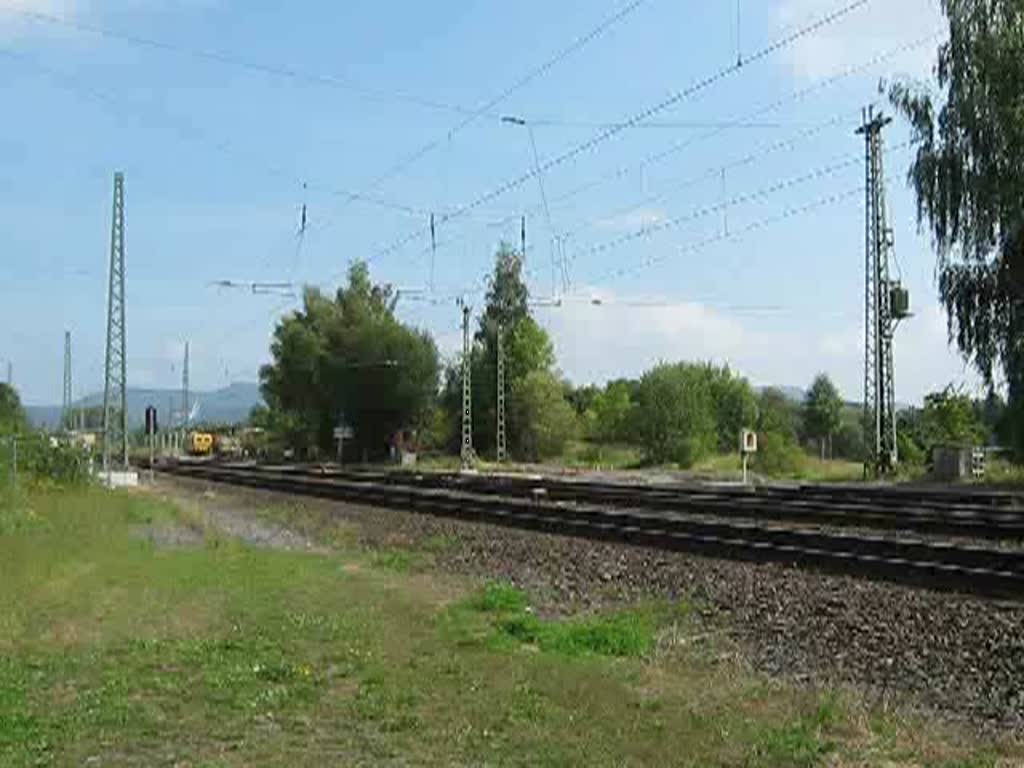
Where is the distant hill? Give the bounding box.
[26,382,263,430]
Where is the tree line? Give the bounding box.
[254,248,1002,473]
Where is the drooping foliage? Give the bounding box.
[889,0,1024,454]
[260,262,439,458]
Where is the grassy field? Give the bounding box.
[2,487,1020,766]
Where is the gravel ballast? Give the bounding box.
[161,476,1024,731]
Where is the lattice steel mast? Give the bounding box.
[182,341,190,430]
[458,300,474,469]
[62,331,72,431]
[858,108,906,478]
[496,323,507,463]
[102,172,128,471]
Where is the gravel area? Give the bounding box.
[160,476,1024,732]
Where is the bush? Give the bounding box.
[832,421,865,462]
[635,364,718,466]
[510,371,578,461]
[752,431,804,476]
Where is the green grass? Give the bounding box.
[0,487,1018,766]
[693,453,865,482]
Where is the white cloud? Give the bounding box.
[777,0,944,82]
[541,287,979,405]
[594,207,668,234]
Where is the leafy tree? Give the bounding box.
[753,388,804,474]
[634,363,717,466]
[566,383,601,417]
[589,381,636,444]
[0,384,26,434]
[758,387,800,440]
[707,366,758,452]
[260,262,439,458]
[889,0,1024,456]
[833,419,866,462]
[803,374,843,459]
[509,371,578,461]
[898,387,987,462]
[464,245,555,457]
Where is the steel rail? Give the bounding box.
[213,463,1024,540]
[162,463,1024,600]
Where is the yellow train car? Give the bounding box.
[187,432,215,456]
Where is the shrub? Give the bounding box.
[510,371,578,461]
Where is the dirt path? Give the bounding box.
[150,480,328,554]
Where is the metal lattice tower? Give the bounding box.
[496,323,507,463]
[858,108,899,477]
[521,215,527,264]
[182,341,190,430]
[62,331,72,431]
[102,172,128,471]
[459,301,474,469]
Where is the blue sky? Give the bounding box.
[1,0,978,406]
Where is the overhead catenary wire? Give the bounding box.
[567,147,896,265]
[0,46,439,223]
[310,0,654,236]
[416,31,940,274]
[361,0,876,270]
[496,30,941,244]
[14,8,491,119]
[595,185,866,285]
[408,109,858,274]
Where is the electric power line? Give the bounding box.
[361,0,877,269]
[310,0,654,236]
[14,9,489,118]
[594,185,866,286]
[413,30,939,290]
[567,148,880,265]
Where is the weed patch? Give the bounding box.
[455,582,658,658]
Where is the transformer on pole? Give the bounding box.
[857,108,909,478]
[62,331,72,432]
[496,323,507,463]
[458,300,474,469]
[102,171,128,472]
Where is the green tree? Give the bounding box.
[803,374,843,459]
[0,384,26,434]
[634,363,717,467]
[753,388,804,475]
[589,381,636,444]
[898,387,987,463]
[889,0,1024,456]
[707,366,758,452]
[566,383,601,417]
[260,262,439,458]
[465,245,555,457]
[509,371,578,461]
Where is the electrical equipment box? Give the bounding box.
[890,283,911,319]
[740,429,758,454]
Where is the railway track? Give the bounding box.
[204,463,1024,541]
[161,462,1024,600]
